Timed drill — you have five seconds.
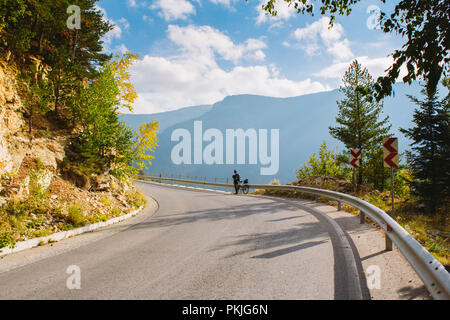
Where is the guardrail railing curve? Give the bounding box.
[137,174,450,300]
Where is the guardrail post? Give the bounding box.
[159,173,162,183]
[204,176,207,189]
[385,233,393,251]
[338,201,341,211]
[360,211,366,224]
[226,178,229,192]
[214,177,217,191]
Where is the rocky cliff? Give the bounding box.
[0,58,144,248]
[0,58,68,206]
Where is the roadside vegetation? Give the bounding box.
[256,60,449,266]
[0,158,146,251]
[256,177,449,266]
[0,1,155,250]
[252,0,449,265]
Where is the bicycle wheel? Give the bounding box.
[242,185,249,194]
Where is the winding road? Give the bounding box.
[0,182,429,300]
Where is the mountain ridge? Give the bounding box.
[120,82,426,184]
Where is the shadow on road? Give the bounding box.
[130,197,301,229]
[251,240,328,259]
[136,185,370,300]
[398,285,430,300]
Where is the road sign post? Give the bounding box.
[383,137,399,215]
[391,167,394,214]
[350,148,361,192]
[383,137,398,251]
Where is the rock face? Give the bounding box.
[0,57,144,247]
[0,60,24,175]
[90,173,112,192]
[0,58,69,204]
[0,57,135,209]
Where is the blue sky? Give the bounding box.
[97,0,406,114]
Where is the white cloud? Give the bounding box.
[128,25,329,113]
[127,0,137,7]
[167,25,267,65]
[255,0,298,25]
[150,0,196,21]
[291,17,354,62]
[314,56,408,81]
[127,0,149,8]
[115,44,130,55]
[209,0,233,6]
[143,15,153,23]
[118,18,130,31]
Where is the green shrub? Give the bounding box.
[389,168,413,199]
[111,207,122,217]
[32,229,51,238]
[296,141,350,180]
[125,191,145,208]
[0,232,15,249]
[67,205,87,227]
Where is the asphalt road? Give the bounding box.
[0,182,373,299]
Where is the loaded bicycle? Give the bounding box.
[238,179,249,194]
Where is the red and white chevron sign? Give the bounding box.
[350,148,361,169]
[383,137,399,168]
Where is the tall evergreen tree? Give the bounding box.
[436,79,450,200]
[0,0,112,125]
[401,81,450,213]
[329,60,391,187]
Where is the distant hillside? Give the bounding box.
[120,82,424,184]
[119,105,212,134]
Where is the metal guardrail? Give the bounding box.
[137,174,450,300]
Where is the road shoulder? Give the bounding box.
[0,194,159,274]
[256,195,431,300]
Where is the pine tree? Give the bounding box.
[401,81,450,213]
[436,79,450,200]
[0,0,112,125]
[329,60,391,187]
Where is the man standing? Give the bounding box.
[232,170,240,194]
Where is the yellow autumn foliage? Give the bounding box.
[110,52,140,112]
[133,121,159,170]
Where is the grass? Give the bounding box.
[125,190,146,209]
[0,168,147,250]
[100,196,112,207]
[67,204,88,227]
[355,193,448,265]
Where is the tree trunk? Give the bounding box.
[54,71,61,116]
[355,73,363,188]
[38,31,44,54]
[28,108,32,134]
